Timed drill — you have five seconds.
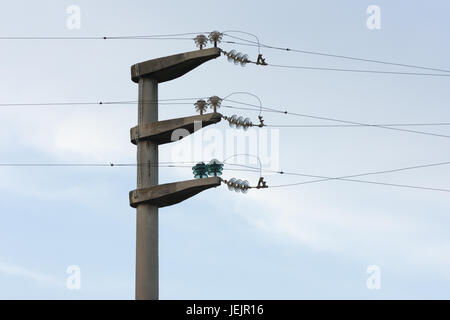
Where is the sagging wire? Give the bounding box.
[222,30,267,65]
[194,94,265,130]
[222,154,269,192]
[192,30,268,65]
[217,31,450,77]
[221,92,265,130]
[222,91,264,119]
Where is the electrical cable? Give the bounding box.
[225,161,450,192]
[222,34,450,74]
[221,103,450,139]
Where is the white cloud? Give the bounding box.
[0,261,64,287]
[1,108,134,162]
[234,187,450,279]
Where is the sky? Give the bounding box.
[0,0,449,299]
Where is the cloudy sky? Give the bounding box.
[0,0,449,299]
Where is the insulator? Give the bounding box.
[209,158,221,165]
[195,99,207,107]
[194,34,208,49]
[242,118,252,131]
[233,53,243,65]
[235,116,244,129]
[241,180,249,194]
[225,177,250,194]
[227,178,237,191]
[192,162,208,179]
[207,95,222,110]
[226,114,256,130]
[208,31,223,44]
[227,50,237,62]
[229,114,237,128]
[234,179,243,192]
[240,54,249,67]
[194,99,208,114]
[207,159,224,177]
[243,117,252,127]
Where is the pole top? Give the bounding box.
[131,47,221,83]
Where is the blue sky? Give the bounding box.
[0,0,449,299]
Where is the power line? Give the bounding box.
[272,161,450,182]
[1,98,448,138]
[264,109,450,139]
[0,32,207,40]
[272,177,450,193]
[222,103,450,139]
[0,98,204,107]
[227,161,450,193]
[266,63,450,77]
[0,162,193,167]
[229,160,450,179]
[3,160,448,193]
[265,123,450,128]
[0,162,261,174]
[222,34,450,74]
[2,29,448,76]
[0,37,194,41]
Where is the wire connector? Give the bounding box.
[256,54,267,66]
[257,115,265,127]
[256,177,268,189]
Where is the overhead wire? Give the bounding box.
[1,160,449,193]
[222,33,450,74]
[2,30,449,76]
[221,102,450,139]
[0,32,208,41]
[225,161,450,192]
[265,63,450,77]
[0,98,448,138]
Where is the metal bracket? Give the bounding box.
[256,177,268,189]
[256,54,267,66]
[257,115,265,127]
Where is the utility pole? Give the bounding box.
[130,48,222,300]
[135,77,158,300]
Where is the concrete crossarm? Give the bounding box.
[131,47,221,83]
[129,177,222,208]
[130,112,222,145]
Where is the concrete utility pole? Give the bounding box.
[130,47,222,300]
